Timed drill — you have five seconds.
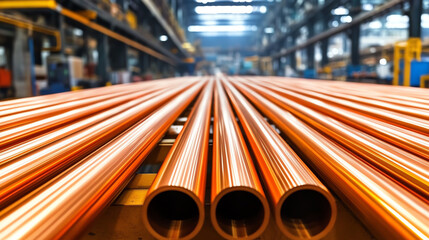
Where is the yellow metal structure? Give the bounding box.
[0,13,61,51]
[0,0,176,65]
[420,75,429,88]
[0,0,57,9]
[126,10,137,29]
[393,38,422,86]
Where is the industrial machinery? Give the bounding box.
[393,38,429,87]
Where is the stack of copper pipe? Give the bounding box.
[1,76,428,240]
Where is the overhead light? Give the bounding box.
[422,14,429,28]
[264,27,274,34]
[73,29,83,36]
[229,20,245,25]
[386,14,408,22]
[368,20,382,29]
[340,15,352,23]
[332,20,339,27]
[233,0,253,2]
[195,5,266,14]
[331,6,349,15]
[195,0,215,3]
[362,4,373,11]
[203,20,218,25]
[188,25,257,32]
[385,22,408,28]
[159,35,168,42]
[379,58,387,65]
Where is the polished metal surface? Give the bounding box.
[142,79,213,240]
[0,81,181,148]
[248,79,429,160]
[0,82,194,207]
[238,79,429,202]
[1,76,428,240]
[211,78,270,240]
[231,79,429,240]
[0,80,204,239]
[223,78,337,240]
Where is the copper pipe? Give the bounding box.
[0,82,195,207]
[222,79,336,240]
[0,78,181,114]
[0,81,167,117]
[143,79,214,240]
[0,80,205,239]
[298,83,429,111]
[0,81,183,148]
[211,78,269,240]
[243,79,429,160]
[256,79,429,135]
[0,82,170,129]
[0,84,181,166]
[265,77,429,110]
[236,79,429,202]
[231,80,429,240]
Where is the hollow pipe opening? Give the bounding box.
[214,190,266,238]
[279,189,334,239]
[146,190,201,239]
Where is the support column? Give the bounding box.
[306,24,315,69]
[108,38,127,71]
[350,0,361,66]
[350,26,360,65]
[97,34,109,84]
[289,36,297,71]
[321,13,330,66]
[409,0,423,38]
[12,29,32,97]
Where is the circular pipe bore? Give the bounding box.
[143,189,204,240]
[211,188,270,239]
[276,187,337,240]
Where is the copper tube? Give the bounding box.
[236,79,429,202]
[0,82,195,207]
[0,83,142,117]
[211,78,269,240]
[0,79,186,130]
[256,79,429,135]
[0,89,151,129]
[0,85,179,166]
[0,78,182,116]
[243,79,429,160]
[231,80,429,240]
[0,81,183,148]
[297,83,429,112]
[0,80,205,239]
[222,79,336,240]
[142,79,214,240]
[264,77,429,110]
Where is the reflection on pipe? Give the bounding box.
[143,80,213,240]
[0,81,204,239]
[238,79,429,201]
[223,79,337,239]
[211,78,269,239]
[232,80,429,240]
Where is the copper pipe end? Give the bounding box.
[275,185,337,240]
[142,187,205,240]
[210,187,270,240]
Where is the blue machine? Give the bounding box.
[303,69,317,79]
[399,60,429,87]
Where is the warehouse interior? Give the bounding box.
[0,0,428,240]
